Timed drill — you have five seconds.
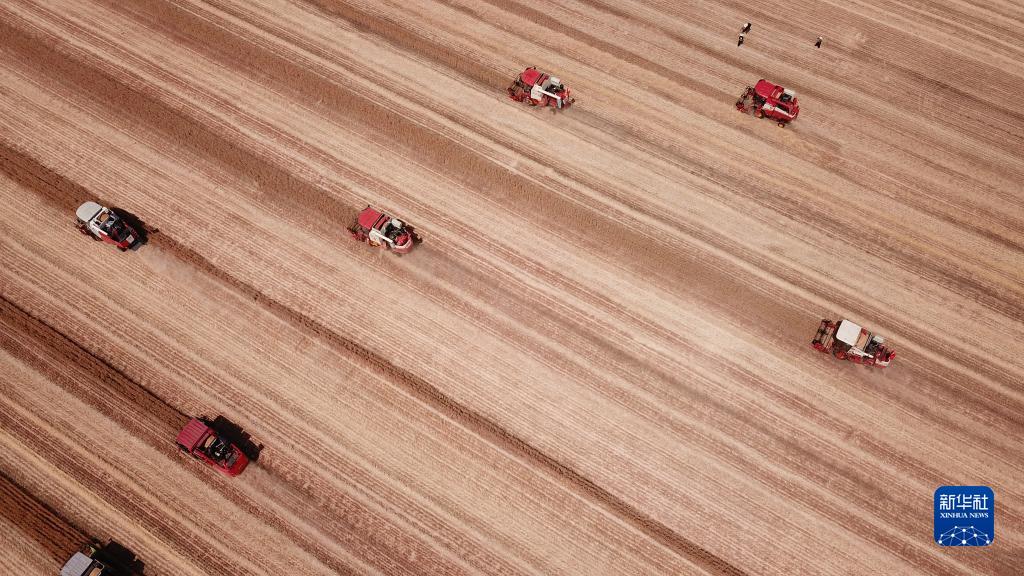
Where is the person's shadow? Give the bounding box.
[92,540,145,575]
[206,415,264,462]
[110,208,156,251]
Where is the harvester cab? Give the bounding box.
[812,319,895,367]
[204,434,231,460]
[509,67,574,109]
[176,417,249,477]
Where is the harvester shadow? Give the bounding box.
[206,415,264,462]
[110,208,156,251]
[93,540,146,575]
[406,225,424,246]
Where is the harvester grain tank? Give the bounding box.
[75,202,138,251]
[812,319,895,367]
[348,206,415,254]
[736,79,799,126]
[176,418,249,477]
[508,67,574,109]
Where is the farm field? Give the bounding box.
[1,1,1022,574]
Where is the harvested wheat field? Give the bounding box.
[1,0,1022,574]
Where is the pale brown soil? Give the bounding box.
[1,1,1022,574]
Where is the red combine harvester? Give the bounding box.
[736,79,799,126]
[348,206,414,254]
[75,202,138,251]
[176,418,249,477]
[812,319,896,368]
[508,67,574,109]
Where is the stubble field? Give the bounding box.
[1,1,1022,574]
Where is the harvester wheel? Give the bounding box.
[778,122,786,128]
[755,109,764,119]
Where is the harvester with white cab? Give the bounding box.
[812,319,895,368]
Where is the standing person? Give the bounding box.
[742,22,752,34]
[738,33,745,47]
[815,36,823,48]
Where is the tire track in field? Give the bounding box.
[0,470,86,563]
[297,0,508,87]
[0,296,188,434]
